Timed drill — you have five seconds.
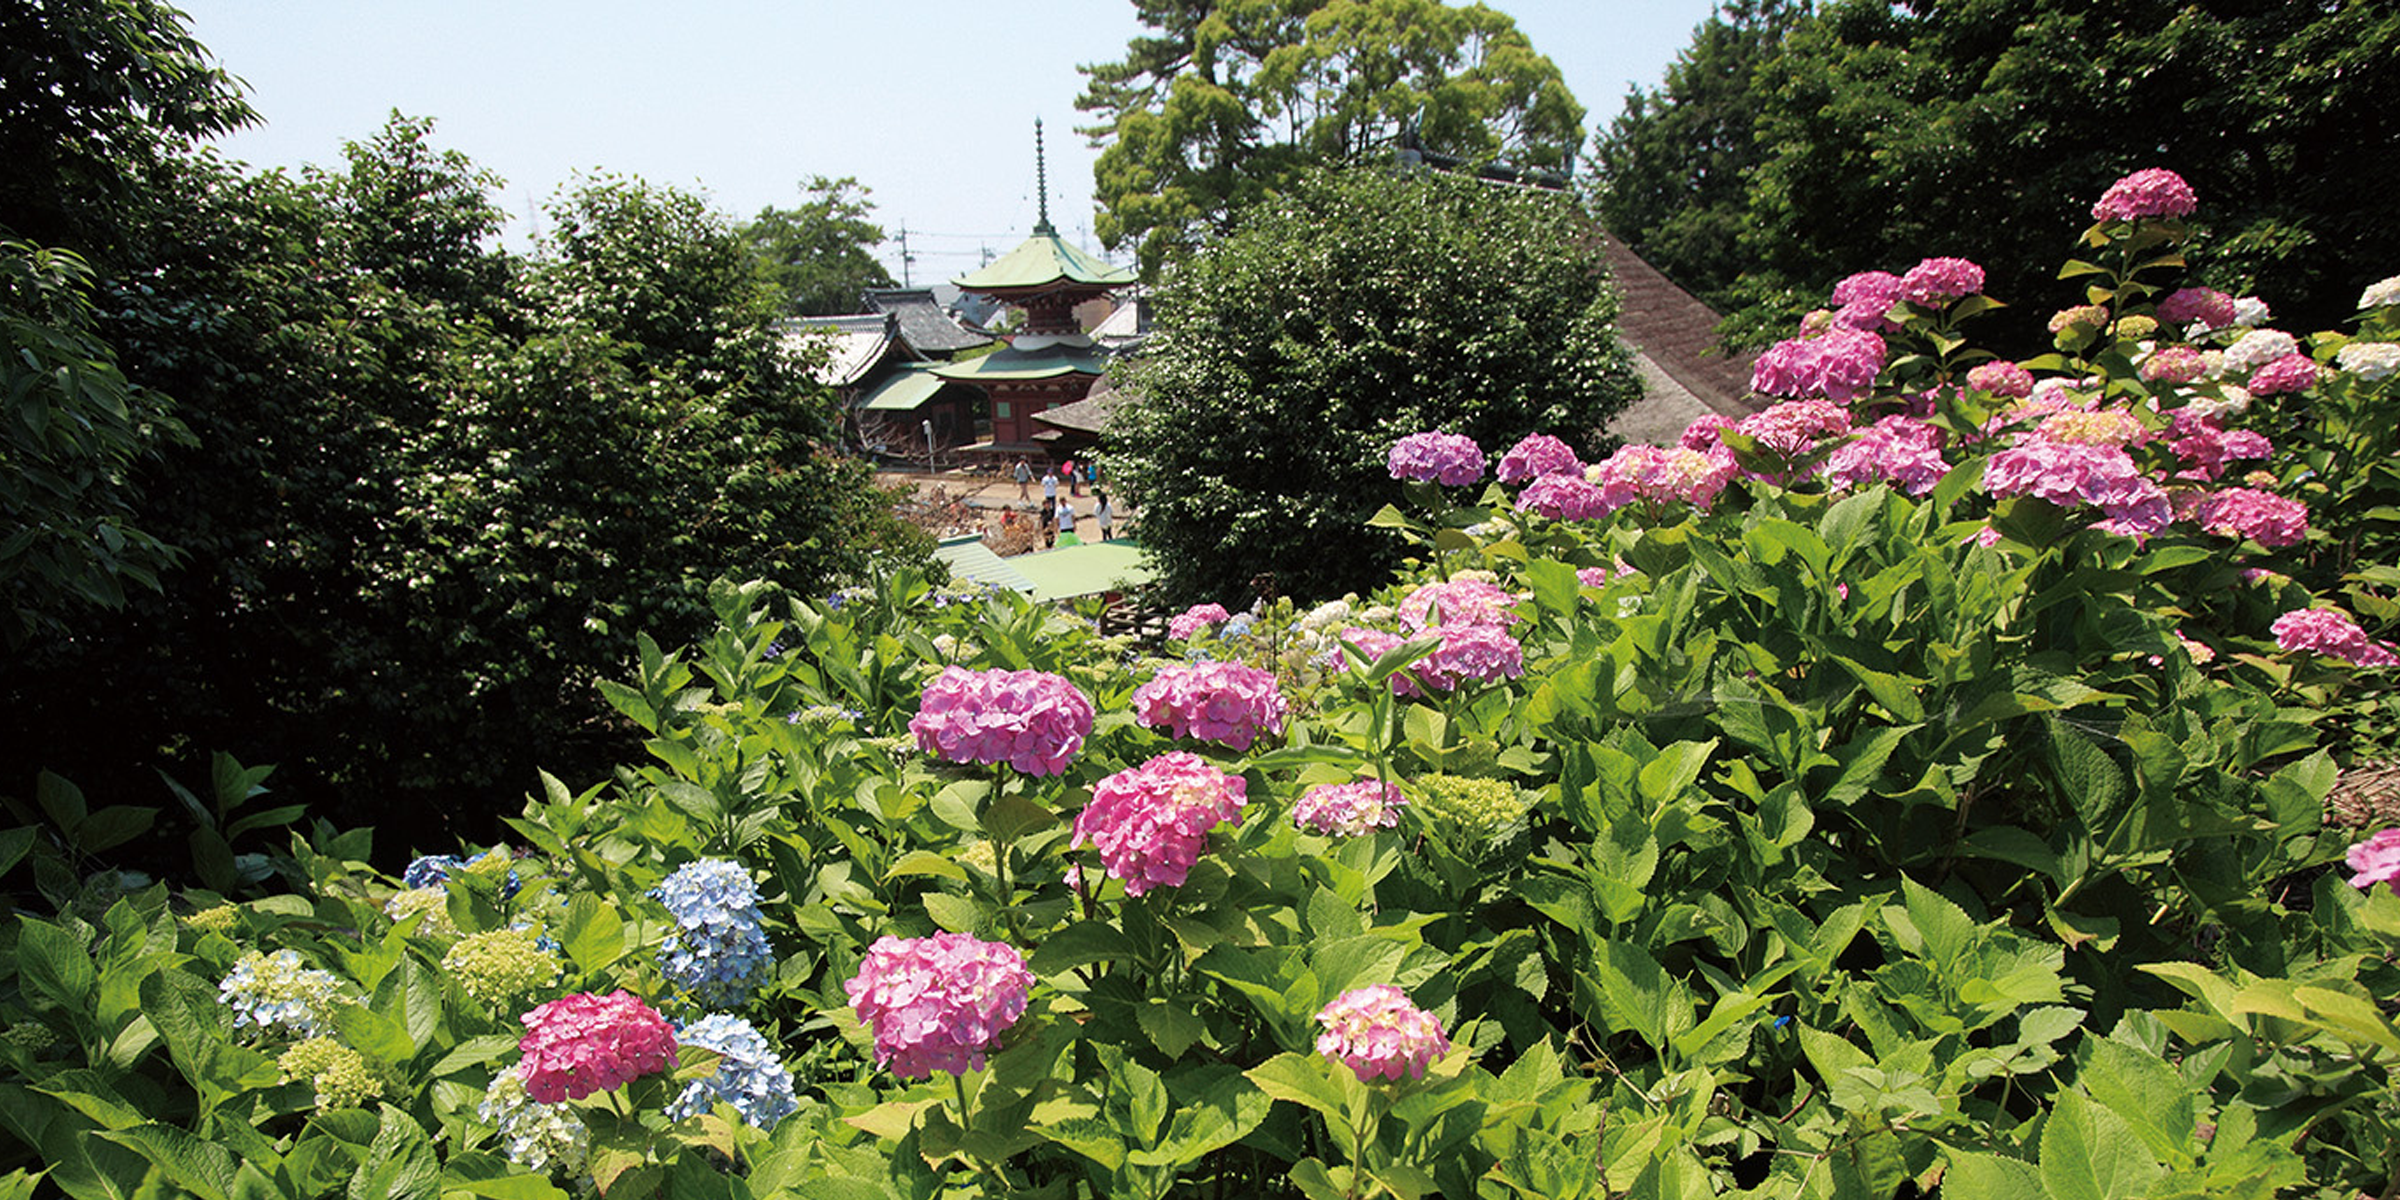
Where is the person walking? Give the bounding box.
[1013,457,1031,500]
[1093,491,1115,542]
[1056,498,1077,544]
[1064,458,1082,497]
[1042,468,1059,505]
[1040,498,1057,549]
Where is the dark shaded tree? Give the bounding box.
[1595,0,2400,349]
[1107,166,1641,605]
[0,0,254,255]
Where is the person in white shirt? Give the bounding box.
[1093,492,1115,542]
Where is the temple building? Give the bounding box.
[933,120,1135,450]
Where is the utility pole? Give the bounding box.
[897,222,916,288]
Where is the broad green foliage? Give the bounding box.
[1078,0,1584,276]
[1593,0,2400,348]
[1107,166,1642,605]
[737,176,897,317]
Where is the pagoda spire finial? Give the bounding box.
[1033,117,1054,235]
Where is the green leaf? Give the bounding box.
[2040,1090,2165,1200]
[981,793,1059,843]
[1028,921,1137,977]
[1137,1000,1207,1059]
[1244,1053,1349,1124]
[922,891,981,934]
[100,1124,235,1200]
[36,770,88,832]
[348,1105,438,1200]
[2079,1038,2197,1163]
[73,806,155,854]
[558,895,624,975]
[1587,939,1691,1051]
[1946,1151,2046,1200]
[884,850,967,883]
[18,917,96,1013]
[335,1004,415,1067]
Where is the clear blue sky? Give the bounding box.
[175,1,1721,283]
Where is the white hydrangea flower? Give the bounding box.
[2222,329,2299,373]
[2337,341,2400,382]
[2232,296,2273,327]
[480,1068,590,1179]
[1297,599,1353,632]
[2360,276,2400,310]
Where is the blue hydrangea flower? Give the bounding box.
[403,848,522,898]
[668,1014,799,1130]
[403,854,467,889]
[1222,614,1256,639]
[652,859,772,1009]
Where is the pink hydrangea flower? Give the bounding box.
[2156,287,2235,330]
[2273,607,2400,667]
[1750,330,1887,404]
[1736,398,1855,456]
[1587,444,1741,510]
[1293,780,1407,837]
[1398,579,1521,631]
[845,933,1033,1079]
[1074,752,1247,895]
[1575,561,1637,588]
[1315,985,1450,1082]
[909,667,1095,776]
[2347,829,2400,894]
[2168,412,2272,481]
[1899,257,1985,306]
[2091,168,2197,222]
[2033,408,2147,447]
[1679,414,1736,451]
[1168,603,1231,642]
[1514,473,1610,520]
[1387,432,1484,486]
[1324,626,1406,674]
[517,990,677,1103]
[1494,434,1582,484]
[1410,624,1525,694]
[1967,361,2036,399]
[2194,487,2308,548]
[1823,415,1950,495]
[1829,270,1903,311]
[1983,440,2170,534]
[2049,305,2110,336]
[2246,353,2319,395]
[2139,346,2208,384]
[1131,661,1289,751]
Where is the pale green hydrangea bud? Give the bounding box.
[1410,774,1529,841]
[956,841,998,876]
[385,886,459,939]
[186,904,240,935]
[442,928,562,1008]
[278,1037,381,1111]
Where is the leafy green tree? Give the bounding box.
[8,118,926,849]
[1108,166,1641,604]
[738,176,896,316]
[0,241,191,647]
[1587,1,1802,313]
[1595,0,2400,349]
[0,0,254,255]
[1078,0,1583,276]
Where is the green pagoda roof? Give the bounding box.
[930,341,1110,382]
[953,226,1136,292]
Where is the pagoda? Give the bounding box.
[934,119,1136,449]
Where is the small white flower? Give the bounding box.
[2359,276,2400,310]
[2233,296,2273,327]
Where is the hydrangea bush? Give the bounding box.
[6,174,2400,1200]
